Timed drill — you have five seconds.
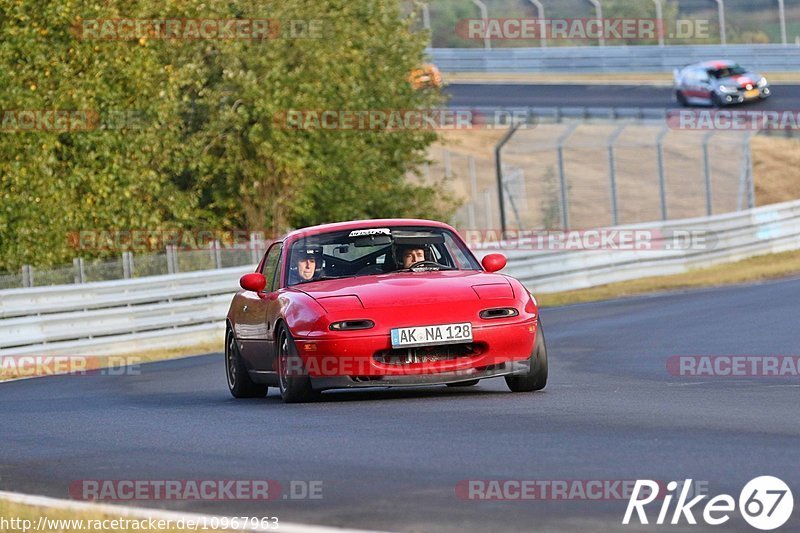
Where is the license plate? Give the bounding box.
[744,89,760,99]
[391,322,472,348]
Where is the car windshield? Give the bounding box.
[709,65,747,78]
[285,226,480,286]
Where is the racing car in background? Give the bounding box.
[225,219,547,403]
[673,60,771,107]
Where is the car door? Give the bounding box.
[237,241,283,372]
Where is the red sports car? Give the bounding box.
[225,219,547,402]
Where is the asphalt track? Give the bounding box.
[445,83,800,110]
[2,277,799,532]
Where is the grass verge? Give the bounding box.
[536,249,800,307]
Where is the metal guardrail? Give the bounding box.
[430,44,800,73]
[477,199,800,293]
[1,199,799,356]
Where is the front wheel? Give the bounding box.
[225,328,268,398]
[676,90,688,107]
[505,321,548,393]
[276,324,317,403]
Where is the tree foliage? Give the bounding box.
[0,0,450,270]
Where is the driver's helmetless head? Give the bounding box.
[401,247,425,268]
[297,257,316,280]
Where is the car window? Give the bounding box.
[286,226,481,285]
[259,242,283,292]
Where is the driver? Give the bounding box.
[395,244,427,269]
[288,245,322,284]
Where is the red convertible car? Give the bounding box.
[225,219,547,402]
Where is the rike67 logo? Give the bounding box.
[624,476,794,530]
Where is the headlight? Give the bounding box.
[757,77,768,88]
[719,85,739,94]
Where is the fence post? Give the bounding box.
[468,155,478,228]
[250,233,259,264]
[556,123,579,229]
[166,245,176,274]
[702,131,715,216]
[586,0,605,47]
[443,149,452,179]
[494,123,522,234]
[73,258,85,284]
[653,0,665,47]
[213,240,222,269]
[656,126,669,221]
[715,0,727,45]
[744,133,755,209]
[471,0,491,50]
[122,252,132,279]
[527,0,547,48]
[607,124,626,226]
[22,264,33,288]
[483,188,493,228]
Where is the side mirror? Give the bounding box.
[481,253,507,273]
[240,272,267,293]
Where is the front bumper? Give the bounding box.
[311,359,529,390]
[717,86,771,105]
[293,319,537,383]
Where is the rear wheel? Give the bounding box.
[505,321,548,393]
[446,379,480,387]
[276,324,317,403]
[225,328,268,398]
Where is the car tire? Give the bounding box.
[676,91,688,107]
[505,321,548,393]
[710,93,723,108]
[225,328,268,398]
[276,324,317,403]
[446,380,480,387]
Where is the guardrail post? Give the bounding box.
[21,265,33,287]
[607,124,626,226]
[468,155,478,228]
[73,258,85,284]
[556,124,579,229]
[702,131,715,215]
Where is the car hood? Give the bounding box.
[718,71,761,87]
[292,270,516,310]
